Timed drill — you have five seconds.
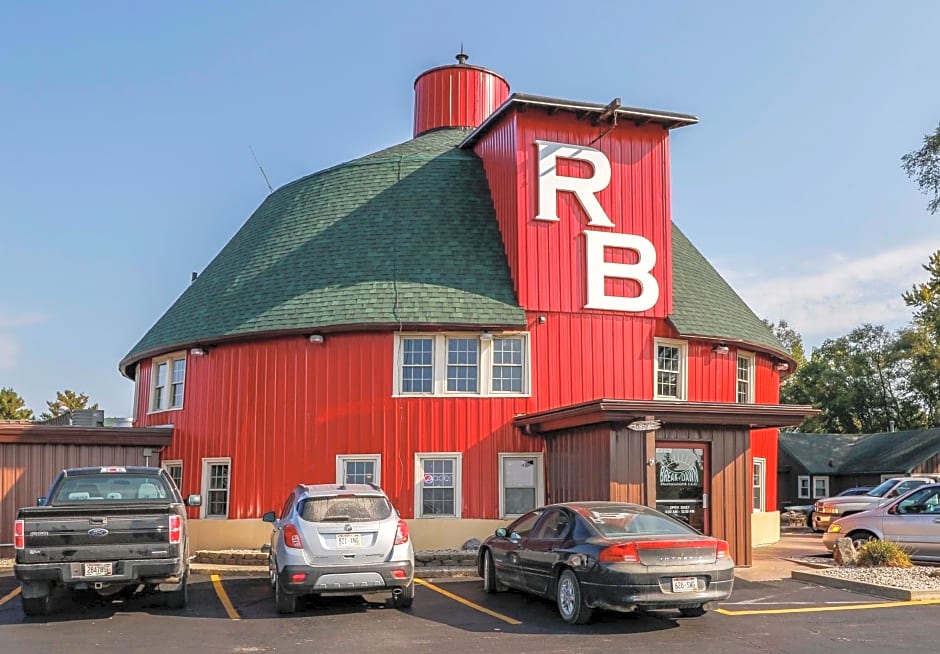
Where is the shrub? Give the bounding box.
[855,540,913,568]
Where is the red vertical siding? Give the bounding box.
[413,65,509,137]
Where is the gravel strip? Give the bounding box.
[790,556,940,590]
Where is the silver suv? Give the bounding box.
[262,483,415,614]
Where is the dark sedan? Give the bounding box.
[477,501,734,624]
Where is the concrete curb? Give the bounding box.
[791,569,940,601]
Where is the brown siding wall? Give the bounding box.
[1,444,152,554]
[610,427,655,505]
[657,426,752,566]
[913,453,940,475]
[546,426,611,504]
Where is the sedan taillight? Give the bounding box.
[14,519,24,550]
[715,539,731,558]
[394,519,409,545]
[283,523,304,549]
[168,514,182,545]
[598,542,640,563]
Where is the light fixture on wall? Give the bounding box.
[190,347,207,357]
[308,334,325,344]
[712,343,729,354]
[775,361,789,372]
[537,315,547,324]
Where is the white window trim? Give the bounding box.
[736,351,756,404]
[498,452,545,519]
[752,457,766,512]
[148,351,187,414]
[162,459,183,491]
[132,366,140,422]
[336,454,382,486]
[812,476,830,499]
[653,337,688,400]
[393,332,531,398]
[797,475,810,499]
[414,452,462,519]
[200,457,231,519]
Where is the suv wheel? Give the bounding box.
[275,576,297,614]
[393,581,415,609]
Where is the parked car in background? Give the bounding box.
[263,483,414,614]
[822,483,940,561]
[812,477,940,533]
[785,486,874,532]
[477,501,734,625]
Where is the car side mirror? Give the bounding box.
[262,511,277,523]
[186,494,202,507]
[495,527,508,538]
[37,497,46,506]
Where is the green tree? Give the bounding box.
[900,252,940,425]
[40,389,99,421]
[0,387,34,420]
[763,318,807,369]
[902,123,940,215]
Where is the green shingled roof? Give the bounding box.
[670,226,787,356]
[122,127,788,372]
[780,429,940,475]
[122,128,527,368]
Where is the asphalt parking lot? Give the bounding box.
[2,568,940,653]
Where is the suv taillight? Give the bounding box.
[14,519,24,550]
[394,519,409,545]
[283,523,304,549]
[168,514,182,545]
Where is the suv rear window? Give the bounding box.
[300,495,392,522]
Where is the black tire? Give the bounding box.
[268,555,278,589]
[679,605,707,617]
[275,575,297,615]
[393,581,415,609]
[21,594,50,617]
[556,569,593,625]
[482,550,501,593]
[848,531,878,550]
[164,574,188,609]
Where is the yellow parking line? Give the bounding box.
[414,577,521,625]
[0,586,21,606]
[717,597,940,616]
[210,574,241,620]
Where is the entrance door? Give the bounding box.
[655,444,710,534]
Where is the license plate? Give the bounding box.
[671,576,698,593]
[336,533,361,547]
[84,562,113,577]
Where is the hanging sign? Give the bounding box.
[627,419,661,432]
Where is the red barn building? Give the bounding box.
[121,55,814,565]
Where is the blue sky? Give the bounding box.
[2,1,938,417]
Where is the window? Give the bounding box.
[162,460,183,492]
[798,475,810,499]
[201,458,231,518]
[499,453,544,518]
[150,352,186,412]
[752,457,766,512]
[531,509,571,540]
[813,476,829,499]
[415,453,461,518]
[394,333,530,397]
[737,352,755,403]
[654,338,687,400]
[336,455,381,486]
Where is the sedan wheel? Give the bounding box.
[482,550,501,593]
[679,605,707,617]
[556,569,593,625]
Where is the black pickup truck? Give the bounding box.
[13,466,202,616]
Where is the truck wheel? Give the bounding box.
[22,594,50,617]
[275,576,297,614]
[164,574,189,609]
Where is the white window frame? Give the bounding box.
[162,459,183,492]
[393,332,530,397]
[798,475,810,499]
[812,476,830,499]
[752,457,766,512]
[336,454,382,486]
[200,457,231,519]
[498,453,544,518]
[736,351,756,404]
[132,366,140,422]
[149,351,187,413]
[653,338,688,400]
[414,453,462,518]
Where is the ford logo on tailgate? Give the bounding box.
[87,528,109,537]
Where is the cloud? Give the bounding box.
[0,332,18,369]
[0,312,47,328]
[723,241,940,346]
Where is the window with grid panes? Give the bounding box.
[337,455,380,486]
[492,337,523,393]
[150,352,186,412]
[501,454,542,516]
[737,353,754,403]
[401,337,433,393]
[655,341,684,399]
[752,458,766,511]
[163,461,183,492]
[446,338,478,392]
[419,457,457,517]
[202,459,230,518]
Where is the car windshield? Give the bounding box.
[52,476,171,503]
[581,508,695,537]
[866,480,896,497]
[300,495,392,522]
